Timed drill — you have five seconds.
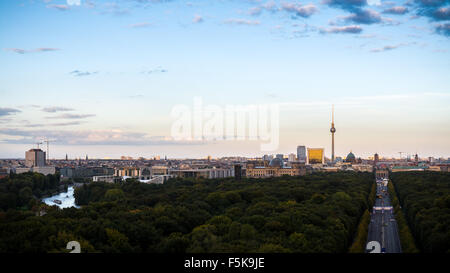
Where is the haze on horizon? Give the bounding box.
[0,0,449,160]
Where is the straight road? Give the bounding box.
[366,177,402,253]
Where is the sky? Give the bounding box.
[0,0,449,160]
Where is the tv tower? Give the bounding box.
[330,105,336,162]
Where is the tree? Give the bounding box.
[105,228,132,253]
[104,189,125,202]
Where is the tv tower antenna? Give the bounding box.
[330,104,336,162]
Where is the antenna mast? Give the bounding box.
[332,104,334,124]
[43,139,51,164]
[330,104,336,163]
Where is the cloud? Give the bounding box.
[432,6,450,20]
[370,43,409,52]
[42,106,75,113]
[224,18,261,25]
[413,0,450,22]
[249,1,317,18]
[320,25,363,34]
[131,0,175,3]
[382,6,409,14]
[343,9,382,24]
[281,3,318,18]
[0,107,21,117]
[48,121,84,127]
[3,48,60,54]
[249,1,278,16]
[128,94,145,99]
[70,70,98,77]
[142,67,168,74]
[46,4,70,11]
[193,15,203,23]
[249,6,263,16]
[324,1,388,25]
[128,22,152,28]
[22,121,84,127]
[324,0,368,12]
[4,48,27,54]
[46,114,96,119]
[99,2,130,16]
[436,22,450,36]
[0,128,205,146]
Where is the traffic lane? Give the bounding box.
[368,211,382,246]
[390,219,402,253]
[386,211,402,253]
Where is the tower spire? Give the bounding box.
[332,104,334,124]
[330,104,336,163]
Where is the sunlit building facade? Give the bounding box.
[307,148,324,164]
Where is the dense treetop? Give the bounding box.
[390,172,450,253]
[0,172,374,253]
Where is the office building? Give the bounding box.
[288,153,296,162]
[25,149,46,167]
[297,146,306,163]
[246,160,306,178]
[170,168,234,179]
[307,148,324,164]
[234,164,242,180]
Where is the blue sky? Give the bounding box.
[0,0,449,159]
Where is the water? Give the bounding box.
[42,186,79,209]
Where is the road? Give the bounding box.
[366,178,402,253]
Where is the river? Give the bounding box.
[42,186,80,209]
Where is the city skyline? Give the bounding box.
[1,0,449,159]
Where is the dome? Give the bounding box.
[346,151,356,162]
[269,158,283,168]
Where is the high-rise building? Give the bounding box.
[374,153,379,166]
[25,149,46,167]
[288,153,296,162]
[234,164,242,180]
[276,154,283,160]
[307,148,324,164]
[330,105,336,162]
[297,146,306,162]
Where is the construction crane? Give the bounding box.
[42,139,53,164]
[35,142,43,149]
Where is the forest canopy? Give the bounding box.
[390,172,450,253]
[0,172,374,253]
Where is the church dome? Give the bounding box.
[346,151,356,162]
[269,158,283,168]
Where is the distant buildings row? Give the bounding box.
[262,146,359,165]
[0,147,449,183]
